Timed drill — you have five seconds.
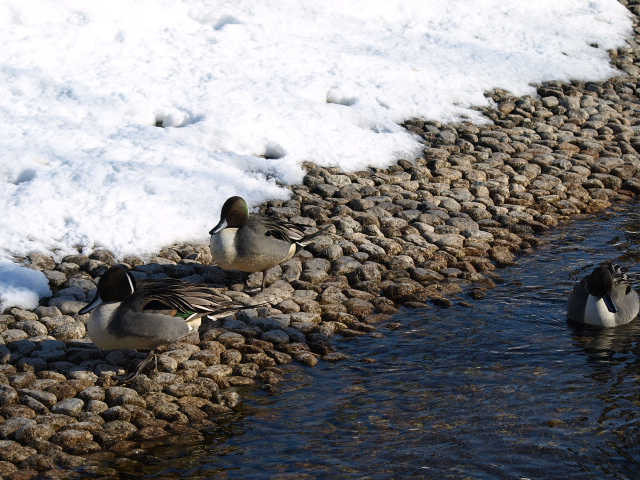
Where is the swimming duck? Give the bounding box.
[79,264,243,381]
[209,196,328,290]
[567,263,639,327]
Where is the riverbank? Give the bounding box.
[2,2,640,478]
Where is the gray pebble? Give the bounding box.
[14,422,56,443]
[50,322,86,341]
[9,309,38,322]
[0,417,36,440]
[0,439,37,462]
[51,398,85,416]
[260,330,290,345]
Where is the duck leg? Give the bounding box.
[240,271,265,294]
[260,270,267,292]
[114,349,157,383]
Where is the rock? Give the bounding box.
[164,383,212,399]
[19,453,57,472]
[0,417,36,439]
[14,423,56,443]
[0,460,17,477]
[0,384,18,406]
[101,406,132,422]
[18,390,57,408]
[342,298,374,320]
[9,309,39,322]
[20,396,48,415]
[50,429,98,454]
[0,440,37,462]
[216,391,242,409]
[86,400,108,414]
[47,298,87,316]
[260,330,290,345]
[0,404,35,419]
[50,322,86,341]
[51,398,84,417]
[347,263,382,283]
[216,332,245,348]
[294,352,319,367]
[93,420,138,446]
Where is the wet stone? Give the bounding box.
[216,391,242,409]
[295,352,319,367]
[342,298,375,319]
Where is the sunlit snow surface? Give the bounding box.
[0,0,632,268]
[0,262,51,311]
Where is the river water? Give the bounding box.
[102,202,640,479]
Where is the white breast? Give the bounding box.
[86,303,123,350]
[209,228,238,269]
[584,295,617,327]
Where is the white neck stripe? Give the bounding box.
[126,273,135,295]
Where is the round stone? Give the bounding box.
[260,330,290,345]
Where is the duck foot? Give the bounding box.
[114,350,157,383]
[242,271,267,294]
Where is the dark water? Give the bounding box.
[105,202,640,480]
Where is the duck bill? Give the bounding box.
[79,292,102,315]
[604,293,618,313]
[209,218,228,235]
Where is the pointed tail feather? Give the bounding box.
[296,224,332,247]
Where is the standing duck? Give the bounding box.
[79,264,243,381]
[209,196,327,291]
[567,263,639,327]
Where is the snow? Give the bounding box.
[0,262,52,311]
[0,0,633,309]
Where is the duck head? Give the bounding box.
[587,265,618,313]
[79,264,136,315]
[209,196,249,235]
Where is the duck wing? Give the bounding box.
[251,214,330,246]
[608,263,640,321]
[608,263,631,289]
[135,279,242,318]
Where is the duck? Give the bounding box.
[567,262,639,327]
[209,196,328,291]
[79,264,243,382]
